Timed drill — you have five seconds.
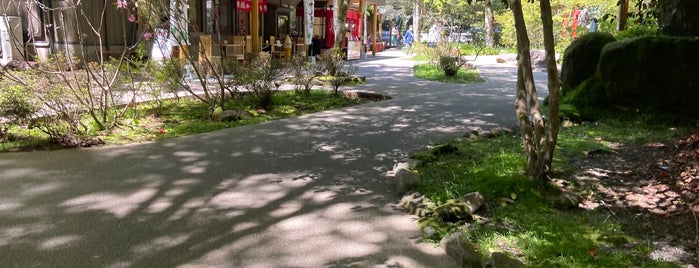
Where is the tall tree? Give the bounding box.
[413,0,421,43]
[335,0,349,48]
[485,0,496,47]
[509,0,561,180]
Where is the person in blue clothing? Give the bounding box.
[404,25,414,55]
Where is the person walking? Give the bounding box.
[428,24,438,47]
[404,25,414,55]
[391,26,399,46]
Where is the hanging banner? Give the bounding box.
[325,10,334,48]
[304,0,314,45]
[333,0,338,43]
[259,0,268,13]
[236,0,267,13]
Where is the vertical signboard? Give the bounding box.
[0,16,20,65]
[347,40,360,60]
[304,0,313,46]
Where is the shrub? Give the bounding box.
[433,43,469,78]
[289,54,323,95]
[317,48,357,95]
[231,54,286,108]
[615,25,660,40]
[317,47,344,77]
[0,83,40,141]
[30,76,89,146]
[0,84,39,126]
[438,56,461,77]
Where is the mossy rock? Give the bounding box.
[560,32,616,97]
[553,191,582,209]
[417,199,473,241]
[432,199,473,224]
[410,143,459,164]
[561,74,610,120]
[399,192,437,217]
[430,143,459,156]
[598,36,699,116]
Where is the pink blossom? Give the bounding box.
[143,31,152,41]
[128,14,136,23]
[116,0,128,9]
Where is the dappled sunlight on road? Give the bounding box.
[0,49,546,267]
[37,234,82,251]
[0,140,450,267]
[62,187,159,218]
[207,173,312,211]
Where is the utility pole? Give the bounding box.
[413,0,420,42]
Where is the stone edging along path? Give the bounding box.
[388,127,528,268]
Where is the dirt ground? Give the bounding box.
[569,133,699,267]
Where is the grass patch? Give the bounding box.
[413,63,484,84]
[409,54,431,61]
[454,44,513,56]
[411,119,688,267]
[0,126,54,152]
[316,75,366,86]
[553,119,686,175]
[1,90,364,152]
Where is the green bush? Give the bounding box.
[614,24,660,40]
[230,56,285,108]
[411,43,433,61]
[317,48,357,95]
[0,84,39,125]
[289,54,323,95]
[439,56,461,77]
[413,63,483,84]
[455,43,509,56]
[0,83,39,141]
[430,42,470,78]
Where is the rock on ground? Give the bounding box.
[485,252,525,268]
[395,168,420,195]
[440,232,482,268]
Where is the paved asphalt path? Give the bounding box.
[0,49,547,267]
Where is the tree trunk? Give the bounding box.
[484,0,495,48]
[413,0,420,43]
[509,0,547,180]
[335,0,348,48]
[659,0,699,36]
[538,0,561,177]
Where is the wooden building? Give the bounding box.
[0,0,385,64]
